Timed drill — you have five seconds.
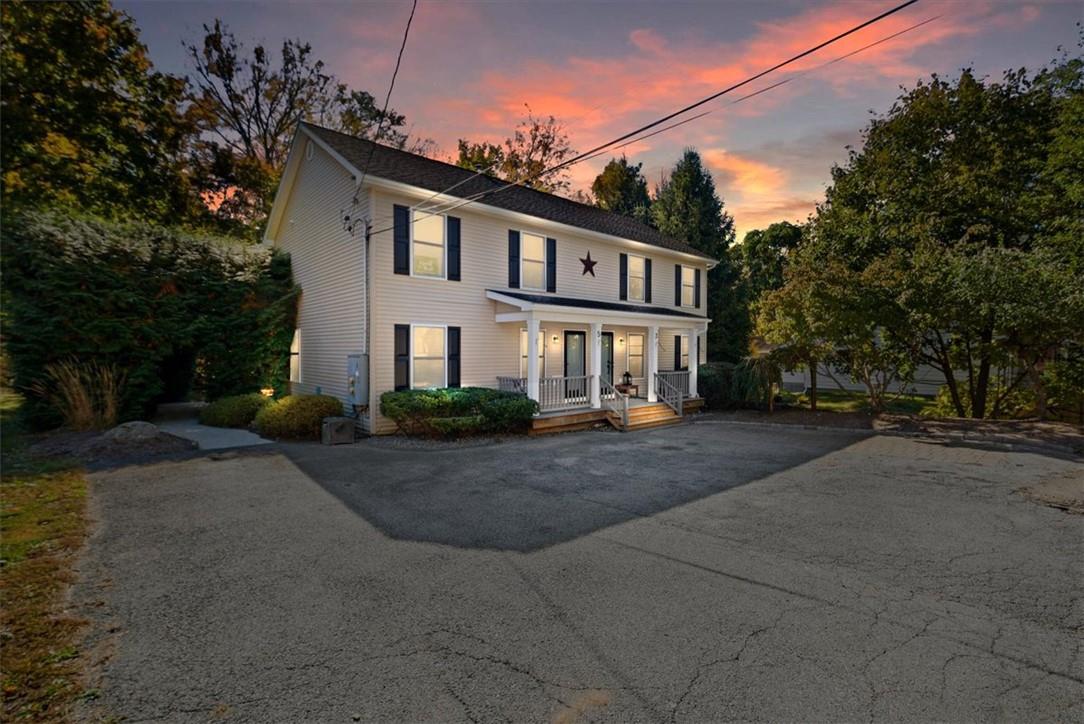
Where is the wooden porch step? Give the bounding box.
[624,416,683,431]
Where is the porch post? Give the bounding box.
[526,316,540,403]
[647,324,659,402]
[688,327,700,399]
[589,322,602,408]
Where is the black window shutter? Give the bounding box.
[546,237,556,293]
[447,327,461,388]
[619,253,628,300]
[645,259,652,303]
[394,324,410,390]
[508,230,520,288]
[393,205,410,275]
[447,217,461,281]
[674,335,682,370]
[674,264,682,306]
[694,268,701,308]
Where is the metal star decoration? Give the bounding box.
[580,251,598,276]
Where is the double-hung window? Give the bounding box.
[412,211,445,278]
[412,325,446,388]
[521,232,546,290]
[628,333,644,378]
[680,335,690,370]
[289,329,301,383]
[628,255,646,302]
[519,328,545,378]
[681,266,696,307]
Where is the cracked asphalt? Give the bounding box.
[76,422,1084,722]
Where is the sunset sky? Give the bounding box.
[119,0,1081,240]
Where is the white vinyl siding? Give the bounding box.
[412,211,445,278]
[521,232,546,291]
[411,325,446,389]
[273,139,366,428]
[628,254,646,302]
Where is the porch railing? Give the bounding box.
[654,372,684,417]
[600,378,629,428]
[657,370,692,397]
[497,376,527,394]
[538,375,592,413]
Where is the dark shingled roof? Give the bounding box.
[303,123,715,261]
[490,290,708,319]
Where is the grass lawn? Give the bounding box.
[791,389,935,416]
[1,390,90,722]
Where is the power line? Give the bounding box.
[353,0,418,205]
[575,14,941,167]
[369,0,922,235]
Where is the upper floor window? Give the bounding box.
[681,265,696,307]
[521,232,546,290]
[412,211,445,278]
[628,254,646,302]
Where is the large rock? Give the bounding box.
[104,421,160,443]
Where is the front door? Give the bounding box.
[600,332,614,387]
[564,331,586,400]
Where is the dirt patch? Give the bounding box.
[1017,471,1084,514]
[28,429,196,467]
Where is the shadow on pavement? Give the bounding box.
[280,424,868,552]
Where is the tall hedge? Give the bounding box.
[2,209,299,428]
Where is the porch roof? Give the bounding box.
[487,289,709,328]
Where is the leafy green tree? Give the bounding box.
[1,0,195,222]
[184,21,432,238]
[455,110,575,193]
[803,58,1083,418]
[591,156,652,224]
[651,149,745,362]
[735,221,803,303]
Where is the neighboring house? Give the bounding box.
[265,123,716,434]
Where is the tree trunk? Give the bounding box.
[932,341,967,417]
[808,356,818,412]
[972,324,995,419]
[1033,350,1049,420]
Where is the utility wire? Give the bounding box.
[353,0,418,204]
[575,13,941,166]
[369,0,922,235]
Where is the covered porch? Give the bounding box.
[487,290,708,427]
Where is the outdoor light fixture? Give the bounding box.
[260,388,275,397]
[552,335,559,344]
[618,337,624,345]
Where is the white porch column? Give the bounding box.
[646,325,659,402]
[589,322,602,408]
[688,327,700,398]
[526,316,540,403]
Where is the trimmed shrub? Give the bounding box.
[380,387,538,437]
[255,394,343,440]
[199,393,270,428]
[697,360,777,410]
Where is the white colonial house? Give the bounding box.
[265,123,716,434]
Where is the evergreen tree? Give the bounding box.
[591,156,652,224]
[652,149,746,362]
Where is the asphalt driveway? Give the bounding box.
[76,421,1084,722]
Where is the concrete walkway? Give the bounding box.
[154,402,271,451]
